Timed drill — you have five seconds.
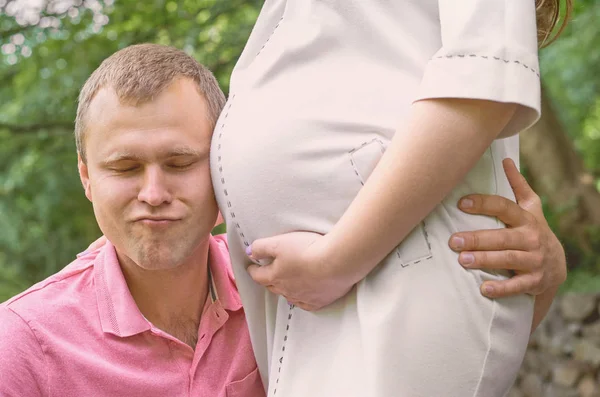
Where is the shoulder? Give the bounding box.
[0,305,44,355]
[0,304,37,340]
[0,305,48,395]
[2,253,96,326]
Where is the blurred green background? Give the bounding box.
[1,0,599,301]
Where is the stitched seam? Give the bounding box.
[348,138,385,186]
[399,220,434,267]
[349,139,433,268]
[6,308,50,396]
[398,250,433,268]
[273,304,294,395]
[422,220,432,251]
[472,300,498,396]
[217,20,290,393]
[256,16,284,57]
[217,16,285,249]
[348,138,386,155]
[3,263,94,307]
[434,54,540,77]
[215,94,251,248]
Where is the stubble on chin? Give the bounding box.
[131,235,189,271]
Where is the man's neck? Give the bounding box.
[119,240,210,349]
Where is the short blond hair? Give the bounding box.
[75,43,226,162]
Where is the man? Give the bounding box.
[0,44,262,397]
[0,44,566,396]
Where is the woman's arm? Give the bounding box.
[322,98,517,286]
[248,98,519,309]
[247,0,543,310]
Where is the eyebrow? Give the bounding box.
[101,147,204,165]
[168,147,203,157]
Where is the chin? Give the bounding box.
[134,246,186,271]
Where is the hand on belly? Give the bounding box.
[246,232,354,311]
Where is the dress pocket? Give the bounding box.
[349,138,433,266]
[225,367,265,397]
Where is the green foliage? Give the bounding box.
[538,0,600,284]
[541,0,600,174]
[1,0,599,298]
[0,0,261,297]
[560,267,600,294]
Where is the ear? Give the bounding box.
[78,153,93,202]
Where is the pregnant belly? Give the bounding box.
[210,91,395,244]
[209,51,423,244]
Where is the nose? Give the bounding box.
[137,166,173,206]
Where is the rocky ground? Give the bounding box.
[508,293,600,397]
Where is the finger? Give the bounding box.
[246,237,279,261]
[284,298,297,306]
[480,274,541,298]
[266,285,285,296]
[458,250,533,272]
[458,194,530,228]
[503,159,544,218]
[450,228,529,252]
[247,264,274,287]
[295,302,319,311]
[502,158,537,205]
[283,297,305,308]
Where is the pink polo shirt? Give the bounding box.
[0,235,265,397]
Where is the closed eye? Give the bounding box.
[110,165,140,173]
[167,161,196,170]
[106,160,140,173]
[166,154,200,170]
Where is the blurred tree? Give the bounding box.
[0,0,599,299]
[0,0,262,300]
[521,0,600,266]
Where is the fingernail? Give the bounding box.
[460,198,474,209]
[76,250,89,258]
[451,237,464,250]
[460,253,474,265]
[483,285,494,296]
[245,245,252,256]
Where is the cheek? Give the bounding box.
[90,177,138,219]
[186,172,217,209]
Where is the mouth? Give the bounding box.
[133,217,182,227]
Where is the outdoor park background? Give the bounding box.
[1,0,599,301]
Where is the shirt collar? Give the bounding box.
[207,234,242,312]
[94,242,151,338]
[94,235,241,338]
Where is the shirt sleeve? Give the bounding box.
[0,306,47,397]
[415,0,541,137]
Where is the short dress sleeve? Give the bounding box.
[415,0,541,137]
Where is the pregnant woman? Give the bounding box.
[210,1,569,396]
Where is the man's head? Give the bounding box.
[76,44,225,271]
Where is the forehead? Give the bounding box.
[85,80,213,159]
